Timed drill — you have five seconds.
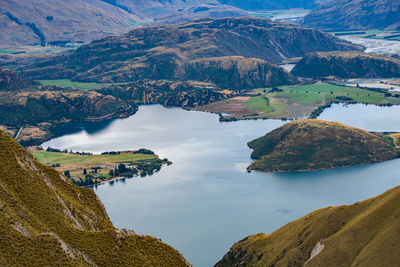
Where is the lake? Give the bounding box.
[42,104,400,267]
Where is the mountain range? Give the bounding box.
[20,17,362,89]
[301,0,400,30]
[0,0,330,46]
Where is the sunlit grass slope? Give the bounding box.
[0,130,189,266]
[216,185,400,266]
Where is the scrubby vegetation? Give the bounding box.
[247,119,400,172]
[0,130,189,266]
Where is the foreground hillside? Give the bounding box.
[21,17,362,88]
[292,51,400,78]
[248,119,399,172]
[300,0,400,31]
[0,130,189,266]
[216,184,400,266]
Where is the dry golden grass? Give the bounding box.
[0,130,189,266]
[217,185,400,266]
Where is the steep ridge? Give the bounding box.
[300,0,400,30]
[0,130,189,266]
[247,119,399,172]
[291,51,400,78]
[0,0,139,46]
[216,184,400,266]
[20,17,362,88]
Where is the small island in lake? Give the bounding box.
[247,119,400,172]
[31,147,171,186]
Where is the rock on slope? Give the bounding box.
[0,0,139,46]
[216,184,400,266]
[248,119,399,172]
[20,17,362,88]
[0,130,189,266]
[291,51,400,78]
[300,0,400,30]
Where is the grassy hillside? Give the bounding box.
[292,51,400,78]
[248,119,399,172]
[216,184,400,266]
[0,130,189,266]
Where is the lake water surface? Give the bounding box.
[42,104,400,267]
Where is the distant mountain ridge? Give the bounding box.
[300,0,400,30]
[20,17,362,89]
[1,0,332,46]
[0,0,140,46]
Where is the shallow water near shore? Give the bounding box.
[42,104,400,267]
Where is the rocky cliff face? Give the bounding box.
[20,17,362,88]
[0,130,189,266]
[300,0,400,30]
[291,51,400,78]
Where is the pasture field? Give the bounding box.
[39,79,129,90]
[242,82,400,119]
[32,150,156,167]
